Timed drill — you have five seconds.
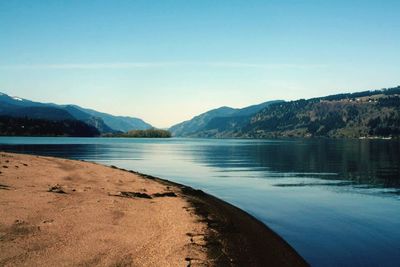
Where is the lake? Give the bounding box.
[0,137,399,267]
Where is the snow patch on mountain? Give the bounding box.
[12,96,23,101]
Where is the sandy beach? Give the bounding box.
[0,152,307,267]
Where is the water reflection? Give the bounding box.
[187,139,400,190]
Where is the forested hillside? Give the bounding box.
[169,101,282,136]
[185,86,400,138]
[0,116,100,137]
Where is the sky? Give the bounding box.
[0,0,399,127]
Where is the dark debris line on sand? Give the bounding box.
[0,184,11,190]
[152,192,177,197]
[116,191,152,199]
[112,191,178,199]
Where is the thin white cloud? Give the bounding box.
[203,62,327,69]
[0,62,326,70]
[0,62,176,69]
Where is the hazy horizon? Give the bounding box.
[1,1,399,127]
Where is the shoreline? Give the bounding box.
[121,168,308,267]
[0,152,308,266]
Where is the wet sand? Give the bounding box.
[0,152,308,266]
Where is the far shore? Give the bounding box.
[0,152,308,266]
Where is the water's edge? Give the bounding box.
[105,163,309,266]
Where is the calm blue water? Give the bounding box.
[0,137,399,267]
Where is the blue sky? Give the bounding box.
[1,0,399,127]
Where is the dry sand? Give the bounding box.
[0,152,308,267]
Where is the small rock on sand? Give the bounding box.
[48,184,66,194]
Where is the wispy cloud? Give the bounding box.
[202,62,327,69]
[0,62,326,70]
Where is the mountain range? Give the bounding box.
[169,86,400,138]
[169,100,283,136]
[2,85,399,138]
[0,92,152,135]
